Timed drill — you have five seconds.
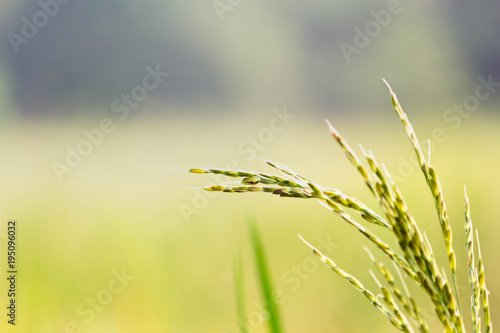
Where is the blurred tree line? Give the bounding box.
[449,0,500,82]
[0,0,498,116]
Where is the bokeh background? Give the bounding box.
[0,0,499,332]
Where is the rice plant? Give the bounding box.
[189,81,493,332]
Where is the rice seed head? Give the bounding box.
[476,229,492,333]
[366,248,430,333]
[300,235,406,331]
[383,81,457,273]
[464,187,481,333]
[325,119,374,193]
[188,81,494,333]
[383,81,463,331]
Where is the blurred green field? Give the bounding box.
[0,110,499,332]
